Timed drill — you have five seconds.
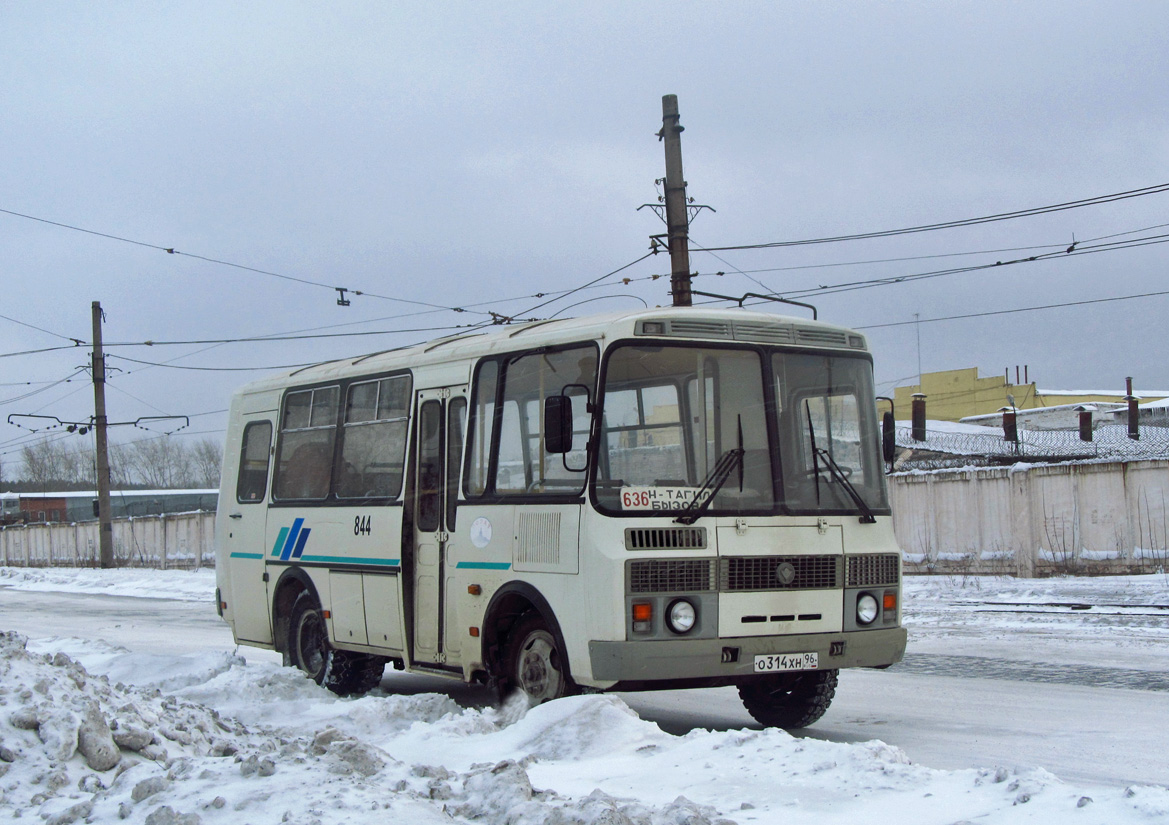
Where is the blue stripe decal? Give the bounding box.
[280,518,304,561]
[230,552,264,560]
[299,555,401,566]
[455,561,512,570]
[291,527,312,559]
[270,527,289,558]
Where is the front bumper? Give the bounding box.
[588,626,907,683]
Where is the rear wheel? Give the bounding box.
[738,669,838,729]
[502,613,575,704]
[287,590,385,696]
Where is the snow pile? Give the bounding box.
[0,632,746,824]
[3,629,1169,824]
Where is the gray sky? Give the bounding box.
[4,1,1169,462]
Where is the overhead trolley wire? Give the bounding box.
[0,206,482,316]
[744,231,1169,303]
[0,369,88,406]
[702,182,1169,251]
[509,251,659,320]
[0,312,85,345]
[106,354,323,372]
[855,287,1169,331]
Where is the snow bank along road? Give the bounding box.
[1,568,1167,825]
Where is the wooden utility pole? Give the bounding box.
[660,94,693,307]
[92,301,115,568]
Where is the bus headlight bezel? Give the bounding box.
[856,592,879,625]
[665,598,697,634]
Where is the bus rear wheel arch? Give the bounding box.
[284,589,386,697]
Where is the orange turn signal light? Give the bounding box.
[632,603,653,622]
[883,593,897,610]
[469,627,480,637]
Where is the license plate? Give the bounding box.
[753,652,818,673]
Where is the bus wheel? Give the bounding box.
[287,591,385,696]
[738,669,838,729]
[503,613,574,705]
[289,591,331,684]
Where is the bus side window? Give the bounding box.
[236,421,273,503]
[337,375,411,499]
[446,397,466,529]
[273,386,339,501]
[466,360,499,497]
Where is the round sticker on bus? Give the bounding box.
[470,517,492,548]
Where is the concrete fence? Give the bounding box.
[6,463,1168,577]
[0,511,215,569]
[890,459,1169,576]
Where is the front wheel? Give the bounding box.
[287,590,385,696]
[738,669,838,729]
[501,613,575,704]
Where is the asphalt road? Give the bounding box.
[2,586,1167,788]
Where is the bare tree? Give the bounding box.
[190,438,223,489]
[122,436,194,488]
[20,439,71,487]
[14,434,222,490]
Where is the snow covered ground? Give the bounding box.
[1,567,1167,824]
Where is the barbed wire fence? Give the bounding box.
[894,423,1169,471]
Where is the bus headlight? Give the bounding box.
[856,593,879,626]
[666,599,697,634]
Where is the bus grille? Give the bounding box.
[719,555,838,591]
[846,554,901,587]
[625,527,708,550]
[629,559,716,593]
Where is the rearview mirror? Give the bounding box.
[544,395,573,454]
[882,410,896,466]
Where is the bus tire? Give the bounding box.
[287,591,385,697]
[501,612,575,705]
[737,669,838,729]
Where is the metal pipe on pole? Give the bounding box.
[660,94,693,307]
[92,301,115,568]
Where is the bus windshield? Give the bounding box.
[594,343,888,517]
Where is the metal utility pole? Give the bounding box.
[660,94,693,307]
[92,301,115,568]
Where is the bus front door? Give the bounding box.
[407,387,467,668]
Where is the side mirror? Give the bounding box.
[882,410,896,465]
[544,395,573,454]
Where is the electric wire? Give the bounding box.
[855,287,1169,331]
[0,312,84,345]
[739,231,1169,303]
[0,206,481,315]
[507,251,658,320]
[0,345,89,360]
[548,293,650,319]
[103,382,174,417]
[107,354,321,372]
[0,370,88,406]
[102,322,472,349]
[702,182,1169,251]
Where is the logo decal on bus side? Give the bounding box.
[271,518,311,561]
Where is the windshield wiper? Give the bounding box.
[674,447,745,525]
[805,401,822,507]
[813,446,877,524]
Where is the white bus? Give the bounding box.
[215,307,905,728]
